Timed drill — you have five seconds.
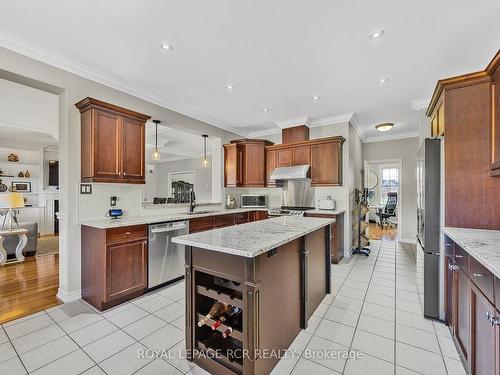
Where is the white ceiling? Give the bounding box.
[0,0,498,142]
[0,78,58,147]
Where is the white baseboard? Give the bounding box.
[398,238,417,244]
[56,288,82,304]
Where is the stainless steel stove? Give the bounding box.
[268,206,314,217]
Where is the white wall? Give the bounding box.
[363,137,419,243]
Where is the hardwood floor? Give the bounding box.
[366,222,398,241]
[0,254,60,324]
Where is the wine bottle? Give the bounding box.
[198,301,229,327]
[211,306,240,330]
[222,310,242,338]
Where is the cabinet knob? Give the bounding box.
[455,254,463,258]
[125,232,131,235]
[123,172,127,177]
[118,172,122,176]
[473,272,483,277]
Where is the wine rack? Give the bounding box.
[195,271,244,375]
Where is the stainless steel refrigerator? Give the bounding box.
[417,137,445,320]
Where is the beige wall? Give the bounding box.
[0,46,239,301]
[362,137,419,242]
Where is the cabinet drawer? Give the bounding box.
[444,235,454,257]
[234,212,249,224]
[106,225,147,245]
[189,216,215,233]
[214,214,235,227]
[454,245,469,275]
[470,257,494,302]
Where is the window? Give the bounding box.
[381,167,399,204]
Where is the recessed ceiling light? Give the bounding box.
[375,123,394,132]
[160,43,174,51]
[312,95,320,101]
[369,30,384,39]
[378,77,389,84]
[262,108,270,112]
[226,84,234,91]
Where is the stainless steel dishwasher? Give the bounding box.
[148,220,189,289]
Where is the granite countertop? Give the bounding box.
[443,227,500,279]
[172,216,335,258]
[80,208,269,229]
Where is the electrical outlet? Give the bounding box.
[80,184,92,194]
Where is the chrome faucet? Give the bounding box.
[189,190,196,213]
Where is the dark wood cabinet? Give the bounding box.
[304,212,344,264]
[445,255,456,328]
[265,150,276,187]
[76,97,150,184]
[471,285,497,375]
[487,52,500,176]
[456,268,470,362]
[311,141,342,186]
[224,139,273,187]
[189,211,267,234]
[265,136,344,187]
[81,224,148,310]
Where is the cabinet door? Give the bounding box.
[293,145,311,165]
[121,116,145,182]
[224,144,239,187]
[311,142,341,186]
[471,286,496,375]
[445,256,455,328]
[456,268,470,362]
[437,102,445,136]
[276,148,293,167]
[266,150,276,187]
[105,239,147,302]
[242,143,265,186]
[93,109,121,180]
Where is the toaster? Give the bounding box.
[318,198,336,210]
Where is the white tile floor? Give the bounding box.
[0,240,466,375]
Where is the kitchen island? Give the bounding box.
[172,216,334,375]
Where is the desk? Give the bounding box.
[366,204,385,223]
[0,228,28,265]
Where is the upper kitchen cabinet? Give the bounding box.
[75,97,151,184]
[224,139,274,187]
[310,140,343,186]
[275,145,311,167]
[487,51,500,176]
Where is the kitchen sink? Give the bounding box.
[185,210,215,215]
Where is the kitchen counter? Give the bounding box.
[173,216,334,257]
[80,207,269,229]
[443,227,500,278]
[306,209,345,215]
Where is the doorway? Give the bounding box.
[364,159,402,241]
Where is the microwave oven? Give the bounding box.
[240,194,267,208]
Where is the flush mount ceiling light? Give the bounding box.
[152,120,161,161]
[160,43,174,51]
[262,107,270,112]
[375,122,394,132]
[226,84,234,91]
[312,95,320,101]
[202,134,209,167]
[378,77,389,84]
[369,30,384,39]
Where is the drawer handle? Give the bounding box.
[125,232,131,235]
[445,243,452,247]
[486,311,491,320]
[473,272,483,277]
[455,255,464,258]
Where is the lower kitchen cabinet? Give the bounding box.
[189,210,268,234]
[81,224,148,310]
[304,212,344,263]
[444,235,500,375]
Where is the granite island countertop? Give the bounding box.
[172,216,335,258]
[443,227,500,278]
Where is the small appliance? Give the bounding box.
[268,206,314,217]
[318,196,336,210]
[240,194,267,208]
[107,208,124,219]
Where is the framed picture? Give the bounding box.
[12,181,31,193]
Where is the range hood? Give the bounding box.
[270,165,310,180]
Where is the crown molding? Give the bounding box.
[0,31,246,137]
[347,113,365,141]
[309,112,354,128]
[275,116,311,129]
[246,127,281,138]
[363,131,419,143]
[410,98,431,112]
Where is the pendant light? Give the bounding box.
[152,120,161,161]
[202,134,208,167]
